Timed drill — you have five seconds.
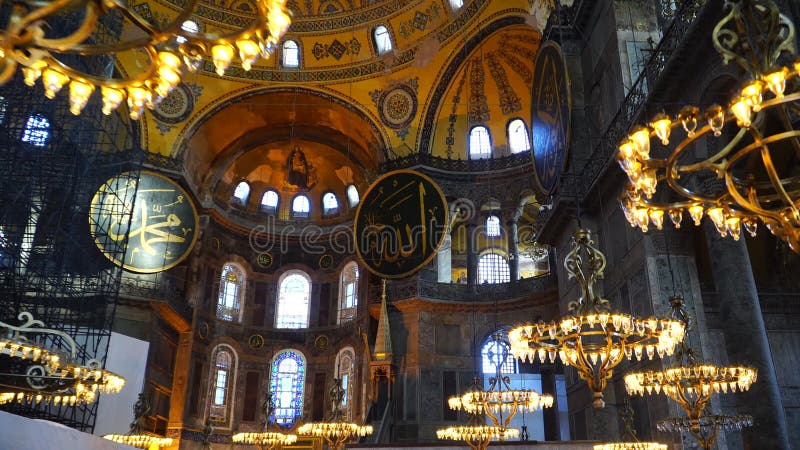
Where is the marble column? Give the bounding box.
[540,367,560,441]
[506,218,519,281]
[466,222,478,286]
[704,227,790,449]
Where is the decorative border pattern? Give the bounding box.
[486,52,521,114]
[418,16,525,154]
[311,37,361,60]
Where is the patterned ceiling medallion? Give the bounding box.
[377,84,417,131]
[152,83,194,125]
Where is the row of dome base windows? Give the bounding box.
[231,184,360,218]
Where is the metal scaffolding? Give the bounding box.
[0,67,141,431]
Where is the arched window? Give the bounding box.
[448,0,464,10]
[291,194,310,218]
[261,189,280,213]
[346,185,360,207]
[508,118,531,154]
[217,263,245,321]
[335,347,355,420]
[271,350,306,427]
[232,181,250,205]
[486,215,501,238]
[209,345,237,423]
[282,40,300,68]
[469,126,491,159]
[337,262,359,324]
[322,192,339,217]
[22,114,50,147]
[275,271,311,329]
[478,253,510,284]
[177,19,199,43]
[373,25,393,55]
[481,334,517,374]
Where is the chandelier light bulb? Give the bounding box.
[740,80,764,111]
[629,127,651,159]
[650,113,672,146]
[126,86,151,120]
[668,209,683,228]
[41,68,69,99]
[726,216,742,241]
[68,79,95,115]
[705,104,725,136]
[677,105,699,137]
[706,207,726,237]
[212,43,236,76]
[763,67,788,97]
[649,209,664,230]
[688,204,704,226]
[619,139,636,160]
[742,218,758,237]
[730,97,752,127]
[22,61,47,87]
[236,38,262,71]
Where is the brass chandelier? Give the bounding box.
[436,420,519,450]
[0,0,291,119]
[447,332,554,428]
[624,297,756,450]
[508,229,686,408]
[297,378,372,450]
[0,312,125,406]
[618,0,800,251]
[593,398,667,450]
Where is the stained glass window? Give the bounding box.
[481,334,516,374]
[271,350,306,427]
[469,126,491,159]
[338,262,359,324]
[275,271,311,328]
[22,114,50,147]
[233,181,250,205]
[335,347,355,420]
[217,264,244,321]
[478,253,510,284]
[210,345,236,422]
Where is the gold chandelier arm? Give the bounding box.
[29,3,101,52]
[724,129,800,220]
[39,46,159,88]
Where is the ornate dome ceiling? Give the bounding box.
[127,0,556,227]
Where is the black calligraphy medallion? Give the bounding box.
[89,171,199,273]
[354,170,448,279]
[531,41,571,195]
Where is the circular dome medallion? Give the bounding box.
[379,85,417,130]
[152,83,194,124]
